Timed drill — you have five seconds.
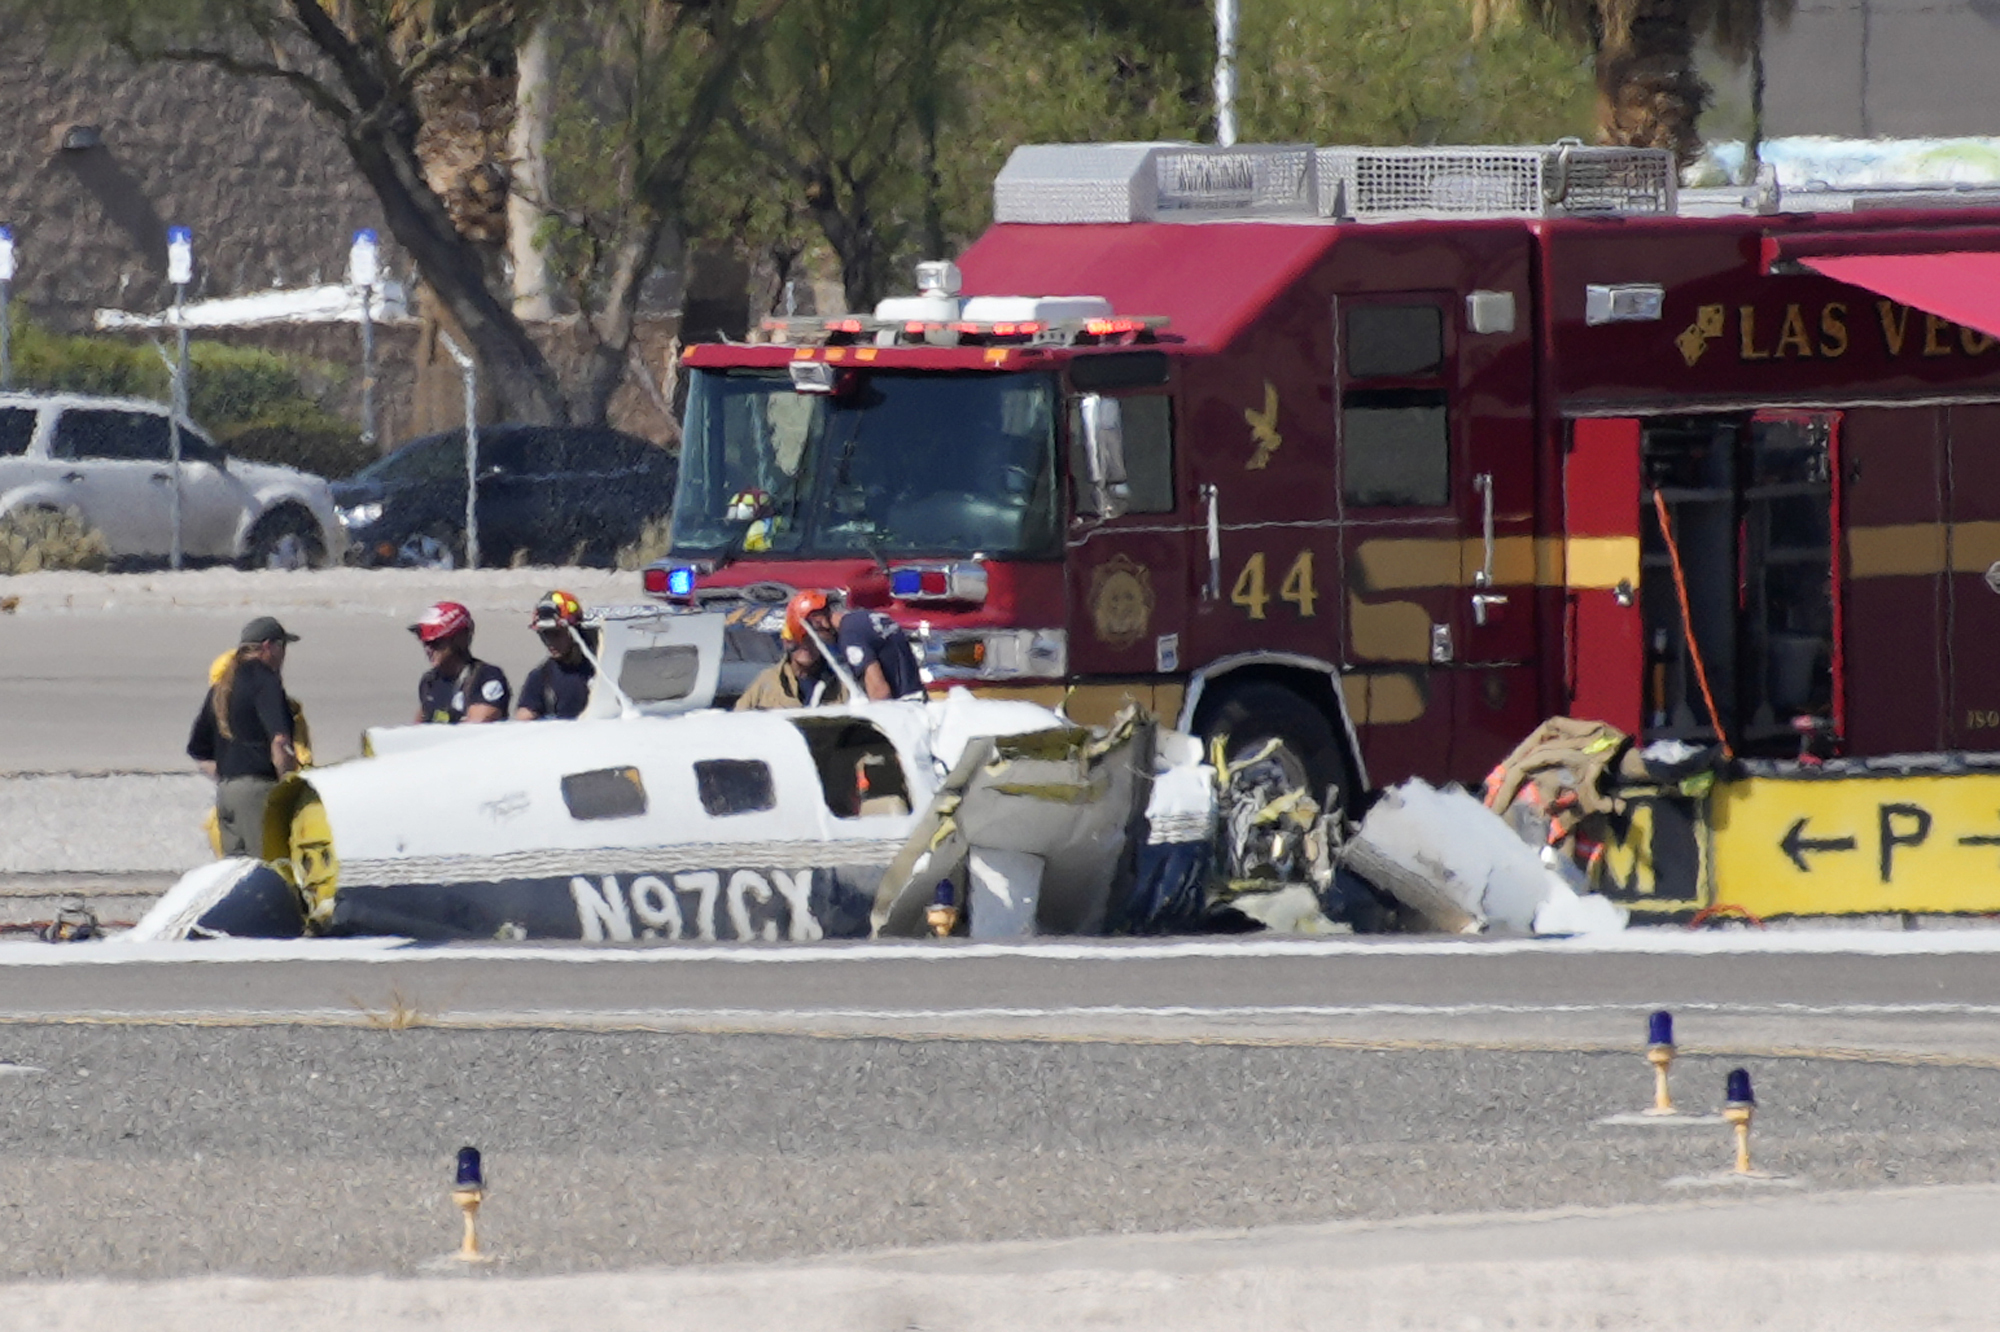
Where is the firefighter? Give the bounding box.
[516,590,595,720]
[734,591,847,710]
[186,616,301,858]
[199,643,315,856]
[817,593,926,702]
[411,600,511,723]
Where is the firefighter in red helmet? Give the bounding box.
[410,600,511,724]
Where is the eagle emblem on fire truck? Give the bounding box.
[1089,554,1155,650]
[1244,381,1282,469]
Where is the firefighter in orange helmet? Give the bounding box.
[734,590,846,710]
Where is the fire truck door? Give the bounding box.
[1450,400,1542,777]
[1336,296,1458,780]
[1947,404,2000,749]
[1065,387,1190,693]
[1564,418,1643,734]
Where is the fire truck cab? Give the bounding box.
[652,140,2000,820]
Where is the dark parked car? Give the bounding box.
[333,425,676,568]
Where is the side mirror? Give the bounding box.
[1077,394,1128,519]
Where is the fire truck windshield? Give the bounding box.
[672,368,1061,560]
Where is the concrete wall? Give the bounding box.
[1762,0,2000,138]
[0,42,396,332]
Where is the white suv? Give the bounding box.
[0,392,346,568]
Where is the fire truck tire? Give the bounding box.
[1195,680,1355,816]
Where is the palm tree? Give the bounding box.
[1474,0,1791,168]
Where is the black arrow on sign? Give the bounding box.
[1780,817,1858,873]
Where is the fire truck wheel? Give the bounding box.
[1196,680,1353,816]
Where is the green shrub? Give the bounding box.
[0,508,111,574]
[218,400,374,480]
[5,313,358,476]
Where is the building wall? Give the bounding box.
[0,43,395,332]
[1763,0,2000,138]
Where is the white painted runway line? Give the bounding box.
[9,1000,2000,1028]
[19,926,2000,967]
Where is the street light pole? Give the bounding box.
[1213,0,1238,148]
[349,228,379,451]
[0,226,15,392]
[166,226,193,572]
[437,328,480,570]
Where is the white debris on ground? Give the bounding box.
[123,859,260,942]
[0,566,637,619]
[1350,779,1628,936]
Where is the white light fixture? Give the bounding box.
[0,228,14,283]
[349,228,379,288]
[166,227,194,286]
[1584,283,1664,325]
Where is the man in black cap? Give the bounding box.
[187,616,300,858]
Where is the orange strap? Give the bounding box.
[1651,489,1734,759]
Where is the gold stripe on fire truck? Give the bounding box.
[1842,522,2000,579]
[1352,536,1636,592]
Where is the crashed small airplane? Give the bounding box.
[133,606,1626,945]
[136,680,1208,943]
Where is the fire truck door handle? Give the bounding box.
[1201,483,1221,600]
[1472,472,1496,588]
[1472,591,1509,626]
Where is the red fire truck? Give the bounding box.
[647,141,2000,820]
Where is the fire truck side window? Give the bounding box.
[1346,306,1442,378]
[1343,389,1449,507]
[1341,303,1450,508]
[1066,393,1175,514]
[1120,396,1174,512]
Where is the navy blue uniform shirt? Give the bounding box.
[518,654,594,719]
[418,659,511,724]
[835,610,926,700]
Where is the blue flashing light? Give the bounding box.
[932,879,955,907]
[890,568,924,598]
[455,1146,483,1188]
[666,566,696,598]
[1648,1010,1673,1047]
[1725,1068,1754,1106]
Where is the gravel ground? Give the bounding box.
[0,1025,1992,1280]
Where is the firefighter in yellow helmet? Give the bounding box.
[515,590,595,720]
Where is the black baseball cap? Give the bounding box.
[240,615,301,646]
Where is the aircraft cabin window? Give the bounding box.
[694,759,777,816]
[561,766,649,820]
[619,643,701,703]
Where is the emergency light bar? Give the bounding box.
[760,312,1168,349]
[888,561,988,605]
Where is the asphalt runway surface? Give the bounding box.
[0,609,561,772]
[0,936,1991,1282]
[0,568,637,772]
